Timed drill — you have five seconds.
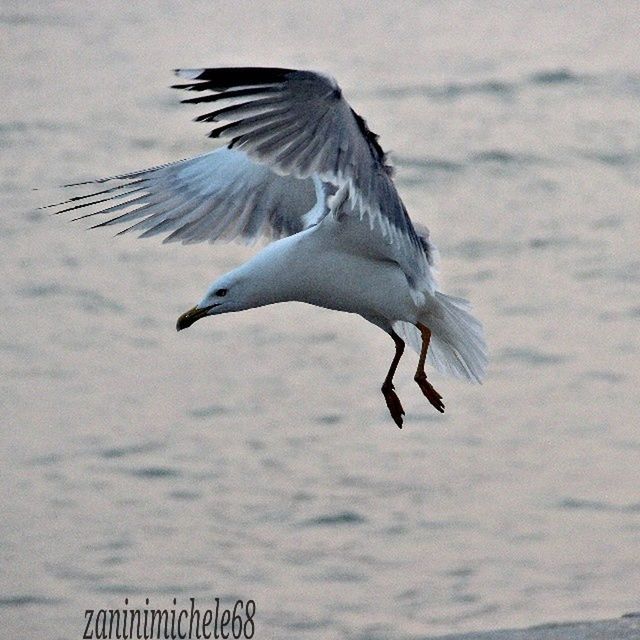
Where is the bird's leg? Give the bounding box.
[381,330,406,428]
[414,323,445,413]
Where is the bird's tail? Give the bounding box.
[394,291,488,383]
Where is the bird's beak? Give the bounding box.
[176,305,215,331]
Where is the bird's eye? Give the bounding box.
[215,288,228,297]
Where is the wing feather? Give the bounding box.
[173,67,431,288]
[49,66,435,288]
[48,148,320,245]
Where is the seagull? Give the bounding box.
[48,67,487,427]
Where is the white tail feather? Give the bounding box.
[394,292,488,383]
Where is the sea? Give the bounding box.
[1,1,639,638]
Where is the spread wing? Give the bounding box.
[173,67,432,286]
[48,66,433,288]
[46,148,324,244]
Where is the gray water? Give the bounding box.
[2,1,640,638]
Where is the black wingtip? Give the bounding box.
[208,127,225,139]
[171,83,202,91]
[172,67,295,92]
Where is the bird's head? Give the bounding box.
[176,272,250,331]
[176,243,292,331]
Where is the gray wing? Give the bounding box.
[46,147,324,244]
[174,67,432,287]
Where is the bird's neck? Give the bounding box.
[235,232,311,309]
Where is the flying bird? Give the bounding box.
[47,67,487,427]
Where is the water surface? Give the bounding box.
[2,2,639,638]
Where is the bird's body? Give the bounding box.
[221,215,420,327]
[49,66,487,426]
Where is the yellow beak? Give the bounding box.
[176,305,213,331]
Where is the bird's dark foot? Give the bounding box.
[414,372,445,413]
[382,382,405,428]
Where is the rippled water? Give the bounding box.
[2,1,639,638]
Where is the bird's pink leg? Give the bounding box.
[381,331,406,428]
[414,323,445,413]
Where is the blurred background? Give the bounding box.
[1,1,639,638]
